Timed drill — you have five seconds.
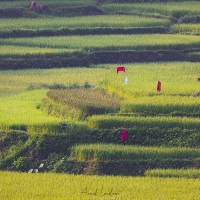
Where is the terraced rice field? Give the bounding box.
[0,171,200,200]
[0,0,199,196]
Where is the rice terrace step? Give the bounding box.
[0,0,199,199]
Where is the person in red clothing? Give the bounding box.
[117,66,125,73]
[157,81,161,92]
[121,129,128,144]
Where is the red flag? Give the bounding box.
[157,81,161,92]
[121,130,128,143]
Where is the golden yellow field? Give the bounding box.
[0,171,200,200]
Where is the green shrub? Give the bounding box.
[12,156,29,171]
[0,131,29,151]
[41,153,65,171]
[52,158,86,174]
[0,135,39,170]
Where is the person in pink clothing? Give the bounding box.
[157,81,161,92]
[121,129,128,144]
[116,66,125,73]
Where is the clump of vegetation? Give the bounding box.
[42,88,121,120]
[27,82,91,90]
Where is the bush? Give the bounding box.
[41,153,65,171]
[52,158,86,174]
[12,156,29,171]
[0,135,39,170]
[0,131,29,151]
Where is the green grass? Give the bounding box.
[0,89,59,125]
[0,15,171,31]
[172,24,200,35]
[71,143,200,161]
[100,2,200,18]
[121,96,200,116]
[145,169,200,179]
[88,115,200,129]
[0,67,110,97]
[103,61,200,116]
[0,62,199,133]
[0,66,112,132]
[103,62,200,97]
[0,0,95,9]
[0,89,89,133]
[0,62,198,98]
[0,45,77,59]
[1,34,200,52]
[0,171,200,200]
[0,0,199,194]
